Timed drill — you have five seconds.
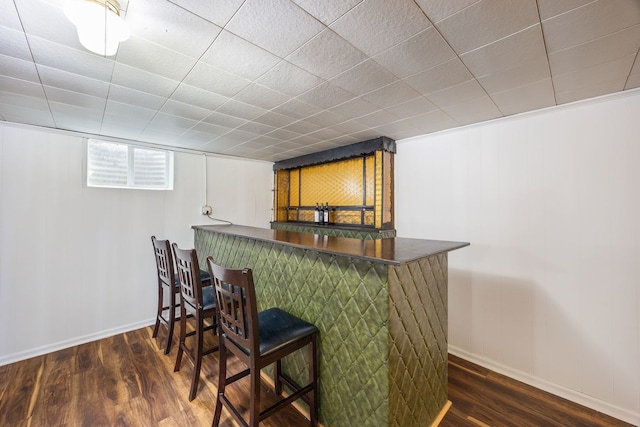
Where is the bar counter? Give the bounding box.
[193,224,469,427]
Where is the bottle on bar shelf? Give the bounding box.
[324,202,329,225]
[314,203,320,224]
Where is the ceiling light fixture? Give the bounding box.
[64,0,130,56]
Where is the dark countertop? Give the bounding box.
[193,224,469,266]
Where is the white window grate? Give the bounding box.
[87,139,173,190]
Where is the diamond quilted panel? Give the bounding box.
[388,255,448,427]
[195,229,390,427]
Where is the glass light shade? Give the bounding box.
[64,0,130,56]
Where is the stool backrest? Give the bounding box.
[151,236,175,289]
[172,244,204,316]
[207,257,258,356]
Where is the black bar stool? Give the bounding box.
[207,256,319,427]
[172,244,219,401]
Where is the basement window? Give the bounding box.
[86,139,174,190]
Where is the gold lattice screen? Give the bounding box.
[274,150,393,229]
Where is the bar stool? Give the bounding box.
[151,236,211,355]
[206,257,319,427]
[172,244,219,401]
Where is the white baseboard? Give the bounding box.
[0,318,155,366]
[448,346,640,426]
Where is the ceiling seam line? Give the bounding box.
[535,0,558,106]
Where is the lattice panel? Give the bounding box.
[388,255,449,427]
[195,229,390,427]
[299,157,367,207]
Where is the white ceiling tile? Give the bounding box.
[426,79,487,108]
[104,100,157,122]
[225,0,324,57]
[216,99,268,121]
[0,26,33,61]
[556,78,628,105]
[111,63,179,98]
[233,84,289,110]
[100,115,146,140]
[385,96,437,118]
[252,111,293,128]
[145,113,198,135]
[625,55,640,90]
[287,28,368,80]
[461,25,546,76]
[543,0,640,53]
[442,95,502,125]
[553,55,636,101]
[116,36,196,81]
[327,97,379,119]
[108,84,166,110]
[360,81,423,109]
[175,130,215,146]
[266,128,303,141]
[44,86,106,110]
[306,127,343,141]
[373,27,456,78]
[434,0,539,54]
[168,0,245,27]
[397,109,460,135]
[303,110,347,127]
[477,56,550,94]
[192,121,234,137]
[331,0,431,56]
[183,62,250,97]
[0,90,49,109]
[14,0,79,50]
[490,78,556,116]
[160,99,211,121]
[296,82,354,109]
[38,64,110,98]
[28,36,115,82]
[0,75,46,98]
[549,25,640,76]
[536,0,594,21]
[126,0,221,58]
[202,111,248,129]
[371,122,421,140]
[288,134,323,146]
[170,84,229,111]
[0,54,39,82]
[291,0,362,25]
[329,59,396,95]
[355,110,401,128]
[236,121,278,135]
[49,102,104,132]
[0,1,22,29]
[256,61,324,97]
[0,102,54,127]
[415,0,479,23]
[403,58,473,95]
[281,120,322,135]
[327,119,369,135]
[272,99,323,119]
[212,129,256,144]
[200,30,280,80]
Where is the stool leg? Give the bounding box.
[152,279,163,338]
[274,359,283,396]
[174,305,186,372]
[249,363,260,427]
[188,314,204,401]
[212,337,227,427]
[309,334,318,427]
[164,288,176,355]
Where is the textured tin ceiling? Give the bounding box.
[1,0,639,161]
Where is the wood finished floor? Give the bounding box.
[0,325,633,427]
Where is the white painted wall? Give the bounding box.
[395,89,640,425]
[0,123,273,365]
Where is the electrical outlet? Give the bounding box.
[201,205,212,215]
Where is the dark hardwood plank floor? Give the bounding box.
[0,326,633,427]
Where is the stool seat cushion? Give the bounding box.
[202,285,216,311]
[257,308,318,357]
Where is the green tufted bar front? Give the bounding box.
[193,225,468,427]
